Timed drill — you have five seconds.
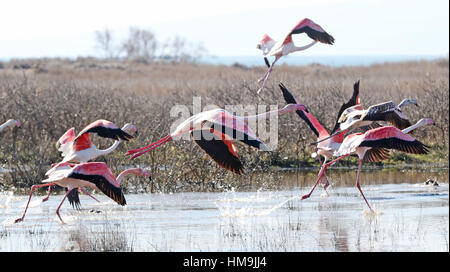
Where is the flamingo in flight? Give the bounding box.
[57,119,137,163]
[256,18,334,94]
[126,104,306,174]
[312,98,419,145]
[301,118,434,211]
[0,119,21,132]
[278,81,360,194]
[50,120,138,209]
[14,162,151,224]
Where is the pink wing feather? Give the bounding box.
[71,162,118,187]
[284,18,334,45]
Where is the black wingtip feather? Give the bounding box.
[67,188,81,210]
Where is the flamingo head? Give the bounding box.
[133,168,152,180]
[398,98,419,109]
[256,34,275,54]
[122,123,138,136]
[418,118,435,126]
[6,119,21,128]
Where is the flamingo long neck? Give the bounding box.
[402,121,427,134]
[0,121,13,132]
[97,140,121,156]
[236,107,294,121]
[293,40,317,52]
[116,168,141,185]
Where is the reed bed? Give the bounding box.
[0,58,448,193]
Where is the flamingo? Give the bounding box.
[57,119,137,163]
[256,18,334,94]
[301,118,434,211]
[14,162,151,224]
[126,104,307,174]
[0,119,21,132]
[312,98,419,145]
[50,120,138,208]
[278,81,360,194]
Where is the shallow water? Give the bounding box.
[0,168,448,252]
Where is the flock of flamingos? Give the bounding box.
[2,18,435,224]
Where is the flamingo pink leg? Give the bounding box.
[317,155,330,190]
[79,188,100,203]
[41,184,53,202]
[126,135,171,156]
[14,183,55,223]
[355,159,373,211]
[257,57,280,94]
[56,188,73,224]
[129,136,172,159]
[301,154,349,200]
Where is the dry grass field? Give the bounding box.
[0,57,448,193]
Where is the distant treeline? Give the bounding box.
[93,27,207,63]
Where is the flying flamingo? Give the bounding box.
[312,98,419,145]
[126,104,306,174]
[14,162,151,224]
[256,18,334,93]
[57,119,137,163]
[50,120,138,208]
[278,81,360,194]
[0,119,21,132]
[301,118,434,211]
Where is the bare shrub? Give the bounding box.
[0,59,447,193]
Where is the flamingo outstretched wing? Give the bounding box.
[57,127,76,156]
[362,102,412,129]
[278,83,329,138]
[192,129,244,174]
[75,119,134,142]
[331,80,361,134]
[360,126,429,154]
[68,162,126,205]
[288,18,334,45]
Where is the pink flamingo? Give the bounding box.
[312,98,419,145]
[278,82,360,194]
[126,104,306,174]
[14,162,151,224]
[256,18,334,93]
[0,119,21,132]
[57,119,137,163]
[52,120,137,208]
[301,118,434,211]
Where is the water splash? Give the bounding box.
[216,189,299,218]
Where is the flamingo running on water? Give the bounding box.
[14,162,151,224]
[301,118,434,211]
[126,104,306,174]
[0,119,21,132]
[51,120,138,208]
[256,18,334,94]
[278,81,360,194]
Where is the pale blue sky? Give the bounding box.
[0,0,448,59]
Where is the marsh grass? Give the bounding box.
[63,215,135,252]
[1,58,448,193]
